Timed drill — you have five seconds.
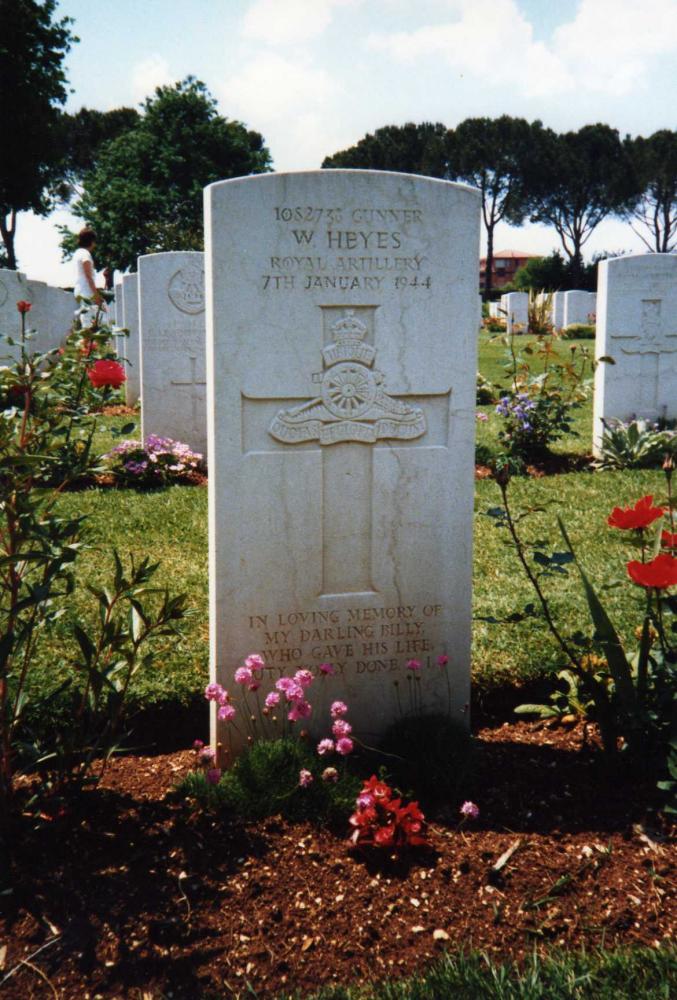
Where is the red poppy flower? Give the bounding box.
[16,300,31,313]
[627,553,677,589]
[607,495,666,530]
[661,529,677,549]
[87,359,126,389]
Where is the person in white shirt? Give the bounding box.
[72,227,102,307]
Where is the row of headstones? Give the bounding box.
[488,289,597,332]
[0,269,75,356]
[3,175,675,756]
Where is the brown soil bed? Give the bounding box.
[476,454,594,479]
[1,722,674,999]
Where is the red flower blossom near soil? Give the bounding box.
[607,495,666,531]
[349,775,428,850]
[626,553,677,589]
[87,359,126,389]
[16,300,31,313]
[661,529,677,549]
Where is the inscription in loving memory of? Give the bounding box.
[245,603,445,676]
[261,204,432,293]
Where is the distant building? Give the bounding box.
[480,249,540,290]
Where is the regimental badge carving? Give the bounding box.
[0,280,7,308]
[268,309,426,446]
[168,267,205,315]
[613,299,677,356]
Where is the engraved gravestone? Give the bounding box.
[121,273,141,406]
[138,252,207,456]
[593,253,677,453]
[551,290,565,331]
[205,170,481,755]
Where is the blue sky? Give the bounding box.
[17,0,677,283]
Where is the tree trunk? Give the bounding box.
[484,224,494,301]
[0,210,17,270]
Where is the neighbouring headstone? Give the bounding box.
[0,270,35,359]
[488,301,500,319]
[205,170,481,756]
[44,286,75,351]
[563,290,595,329]
[551,291,565,331]
[501,291,528,334]
[593,253,677,452]
[138,251,206,456]
[121,273,141,406]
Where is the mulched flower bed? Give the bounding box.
[2,722,674,999]
[476,454,594,479]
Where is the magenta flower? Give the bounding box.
[264,691,280,709]
[317,738,335,756]
[299,769,313,788]
[248,681,261,692]
[460,800,480,820]
[406,659,422,671]
[234,666,253,685]
[198,746,216,763]
[318,662,335,675]
[332,719,352,738]
[276,676,294,693]
[192,739,204,750]
[204,682,223,702]
[206,768,222,786]
[245,653,265,673]
[288,699,312,722]
[336,736,354,756]
[476,412,489,422]
[322,767,339,783]
[437,654,449,667]
[294,668,314,688]
[218,703,236,721]
[330,700,348,718]
[357,791,374,809]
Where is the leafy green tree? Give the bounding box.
[322,122,452,177]
[449,116,543,299]
[66,78,272,270]
[511,251,600,292]
[624,130,677,253]
[527,125,640,284]
[0,0,76,268]
[59,106,141,198]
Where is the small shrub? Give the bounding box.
[561,323,596,340]
[179,737,360,824]
[476,370,496,404]
[597,419,677,470]
[105,435,203,486]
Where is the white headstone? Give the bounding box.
[563,290,595,328]
[488,301,500,319]
[121,273,141,407]
[0,270,36,359]
[138,251,206,456]
[502,291,528,334]
[593,253,677,452]
[25,280,51,353]
[205,170,480,755]
[551,291,565,330]
[44,287,75,351]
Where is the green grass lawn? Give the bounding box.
[19,329,669,729]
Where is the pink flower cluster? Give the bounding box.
[234,653,266,692]
[204,681,236,722]
[191,738,221,786]
[315,700,354,757]
[275,668,314,722]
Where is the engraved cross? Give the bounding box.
[171,355,207,428]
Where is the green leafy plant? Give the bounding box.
[560,322,596,340]
[597,419,677,470]
[485,463,676,802]
[493,327,593,463]
[527,289,554,337]
[0,301,187,825]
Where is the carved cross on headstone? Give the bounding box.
[171,355,207,429]
[611,298,677,411]
[241,307,451,597]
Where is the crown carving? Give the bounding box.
[322,309,375,367]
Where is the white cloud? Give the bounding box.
[130,54,173,105]
[218,51,341,169]
[366,0,677,98]
[241,0,360,46]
